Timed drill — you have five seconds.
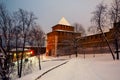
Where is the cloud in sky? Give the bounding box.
[3,0,112,33]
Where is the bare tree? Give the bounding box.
[60,31,81,58]
[74,23,86,36]
[29,24,45,70]
[109,0,120,60]
[113,22,120,60]
[91,2,115,60]
[14,9,36,78]
[109,0,120,23]
[59,23,85,58]
[12,15,22,77]
[0,3,15,80]
[88,26,101,35]
[73,23,86,57]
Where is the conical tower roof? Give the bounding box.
[58,17,71,26]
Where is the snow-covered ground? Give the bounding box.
[15,55,69,80]
[15,54,120,80]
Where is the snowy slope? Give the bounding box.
[15,54,120,80]
[38,54,120,80]
[16,56,69,80]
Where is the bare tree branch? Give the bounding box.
[91,2,115,60]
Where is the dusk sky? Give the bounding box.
[3,0,112,33]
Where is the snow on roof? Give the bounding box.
[58,17,71,26]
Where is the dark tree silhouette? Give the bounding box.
[0,3,15,80]
[29,24,45,70]
[91,2,115,60]
[74,23,86,37]
[14,9,36,78]
[109,0,120,60]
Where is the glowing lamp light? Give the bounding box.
[14,53,16,57]
[26,52,31,55]
[30,50,34,55]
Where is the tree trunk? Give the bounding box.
[38,46,41,70]
[15,34,20,76]
[114,23,119,60]
[38,55,41,70]
[84,51,85,59]
[19,35,26,78]
[115,38,119,60]
[99,27,115,60]
[75,52,78,57]
[75,47,78,57]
